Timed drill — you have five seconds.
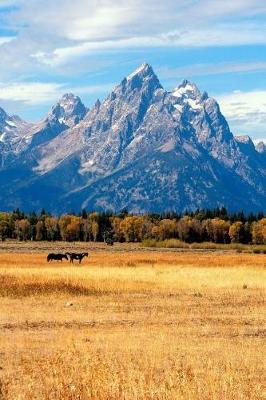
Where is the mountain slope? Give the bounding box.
[0,63,265,213]
[0,94,86,169]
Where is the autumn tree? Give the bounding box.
[65,216,82,241]
[210,218,230,243]
[91,220,99,242]
[110,216,124,242]
[0,213,9,241]
[14,219,30,241]
[251,218,266,244]
[202,218,230,243]
[81,218,91,241]
[45,217,59,241]
[177,216,202,242]
[153,219,177,241]
[229,221,244,243]
[36,220,45,241]
[88,213,99,242]
[120,216,146,242]
[58,215,72,241]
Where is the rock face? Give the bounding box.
[256,141,266,154]
[0,63,265,213]
[0,107,33,166]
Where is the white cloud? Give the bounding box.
[1,0,266,124]
[32,25,266,67]
[0,0,265,73]
[0,82,65,104]
[0,81,114,105]
[159,61,266,79]
[188,0,266,19]
[0,36,14,46]
[14,0,266,42]
[217,90,266,138]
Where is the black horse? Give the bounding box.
[47,253,68,262]
[65,252,88,264]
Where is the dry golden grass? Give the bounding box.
[0,249,265,399]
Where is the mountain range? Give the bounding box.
[0,63,265,213]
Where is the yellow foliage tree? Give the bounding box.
[45,217,58,241]
[229,221,243,243]
[14,219,30,241]
[251,218,266,244]
[120,216,146,242]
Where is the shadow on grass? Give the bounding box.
[0,275,108,298]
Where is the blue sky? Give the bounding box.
[0,0,266,142]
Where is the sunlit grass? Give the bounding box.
[0,250,265,399]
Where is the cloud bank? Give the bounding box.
[0,0,265,139]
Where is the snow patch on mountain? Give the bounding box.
[127,63,152,80]
[235,135,253,144]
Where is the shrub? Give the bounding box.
[253,249,261,254]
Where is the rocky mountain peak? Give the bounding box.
[117,63,162,94]
[48,93,86,127]
[234,135,256,157]
[94,99,101,109]
[171,80,206,115]
[0,107,8,127]
[235,135,254,145]
[127,63,155,80]
[172,80,202,101]
[256,141,266,154]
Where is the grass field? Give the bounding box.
[0,244,265,399]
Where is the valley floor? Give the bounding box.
[0,248,265,399]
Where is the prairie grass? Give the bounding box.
[0,250,265,399]
[142,238,190,248]
[142,238,266,252]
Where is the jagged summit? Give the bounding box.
[256,141,266,154]
[120,63,163,93]
[171,79,206,115]
[94,99,101,108]
[61,93,78,101]
[127,63,154,80]
[47,93,86,127]
[0,106,7,121]
[172,79,202,99]
[235,135,253,145]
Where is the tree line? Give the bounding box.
[0,207,265,244]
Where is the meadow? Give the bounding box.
[0,242,265,399]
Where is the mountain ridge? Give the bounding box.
[0,63,265,213]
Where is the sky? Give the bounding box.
[0,0,266,143]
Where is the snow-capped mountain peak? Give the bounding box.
[47,93,86,127]
[172,80,202,100]
[172,80,205,113]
